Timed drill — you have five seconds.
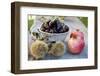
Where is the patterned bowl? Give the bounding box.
[39,29,69,41]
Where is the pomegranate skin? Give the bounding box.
[68,38,85,54]
[77,31,84,40]
[67,30,85,54]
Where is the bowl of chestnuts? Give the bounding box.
[39,18,69,41]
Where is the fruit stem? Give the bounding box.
[76,29,79,31]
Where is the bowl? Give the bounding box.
[39,28,69,41]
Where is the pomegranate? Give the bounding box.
[67,29,85,54]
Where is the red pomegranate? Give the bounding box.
[67,29,85,54]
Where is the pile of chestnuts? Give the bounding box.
[40,19,69,33]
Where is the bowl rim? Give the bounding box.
[39,28,69,35]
